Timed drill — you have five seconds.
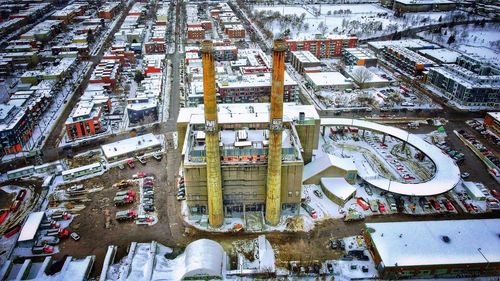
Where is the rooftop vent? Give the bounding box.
[442,236,450,243]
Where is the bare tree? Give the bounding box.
[351,67,373,87]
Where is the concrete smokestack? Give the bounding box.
[265,39,287,225]
[201,40,223,227]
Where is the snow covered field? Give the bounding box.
[418,23,500,60]
[252,4,472,39]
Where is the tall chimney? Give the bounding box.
[201,40,223,227]
[265,39,287,225]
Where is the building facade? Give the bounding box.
[285,35,357,59]
[178,103,320,220]
[65,102,105,141]
[427,64,499,108]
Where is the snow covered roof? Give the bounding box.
[486,112,499,122]
[395,0,454,5]
[346,66,388,84]
[303,154,357,182]
[61,162,102,177]
[366,219,500,268]
[101,133,161,159]
[183,239,225,279]
[305,72,352,87]
[320,177,356,200]
[418,48,461,64]
[18,211,44,242]
[177,103,319,125]
[321,118,461,196]
[368,39,438,51]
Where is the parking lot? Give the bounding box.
[52,148,187,276]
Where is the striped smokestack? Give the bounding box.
[201,40,223,227]
[265,39,287,225]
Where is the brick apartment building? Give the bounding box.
[224,24,246,38]
[98,2,120,20]
[285,35,357,59]
[187,27,205,40]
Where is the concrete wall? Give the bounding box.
[184,161,303,215]
[296,120,320,164]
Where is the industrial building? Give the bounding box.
[177,40,320,227]
[99,236,275,280]
[364,219,500,279]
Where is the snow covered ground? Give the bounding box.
[252,4,474,39]
[418,23,500,61]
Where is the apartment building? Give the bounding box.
[285,34,357,59]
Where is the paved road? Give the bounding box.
[39,1,138,163]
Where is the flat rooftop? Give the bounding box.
[177,103,319,125]
[366,219,500,267]
[191,128,293,152]
[101,133,161,159]
[368,39,438,51]
[418,48,461,64]
[395,0,454,5]
[305,72,352,87]
[344,47,377,60]
[291,51,320,64]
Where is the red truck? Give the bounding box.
[45,228,69,238]
[127,159,135,169]
[32,245,54,254]
[114,195,135,206]
[116,210,137,221]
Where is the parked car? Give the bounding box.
[127,159,135,169]
[491,190,500,199]
[378,202,386,213]
[313,190,323,198]
[153,153,163,161]
[70,232,80,241]
[461,172,470,179]
[143,204,155,212]
[301,203,317,219]
[429,199,441,210]
[442,200,454,211]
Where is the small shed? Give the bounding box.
[320,177,357,207]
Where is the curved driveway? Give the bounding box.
[321,118,461,196]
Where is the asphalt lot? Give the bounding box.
[53,149,186,277]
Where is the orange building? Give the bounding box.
[65,102,104,141]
